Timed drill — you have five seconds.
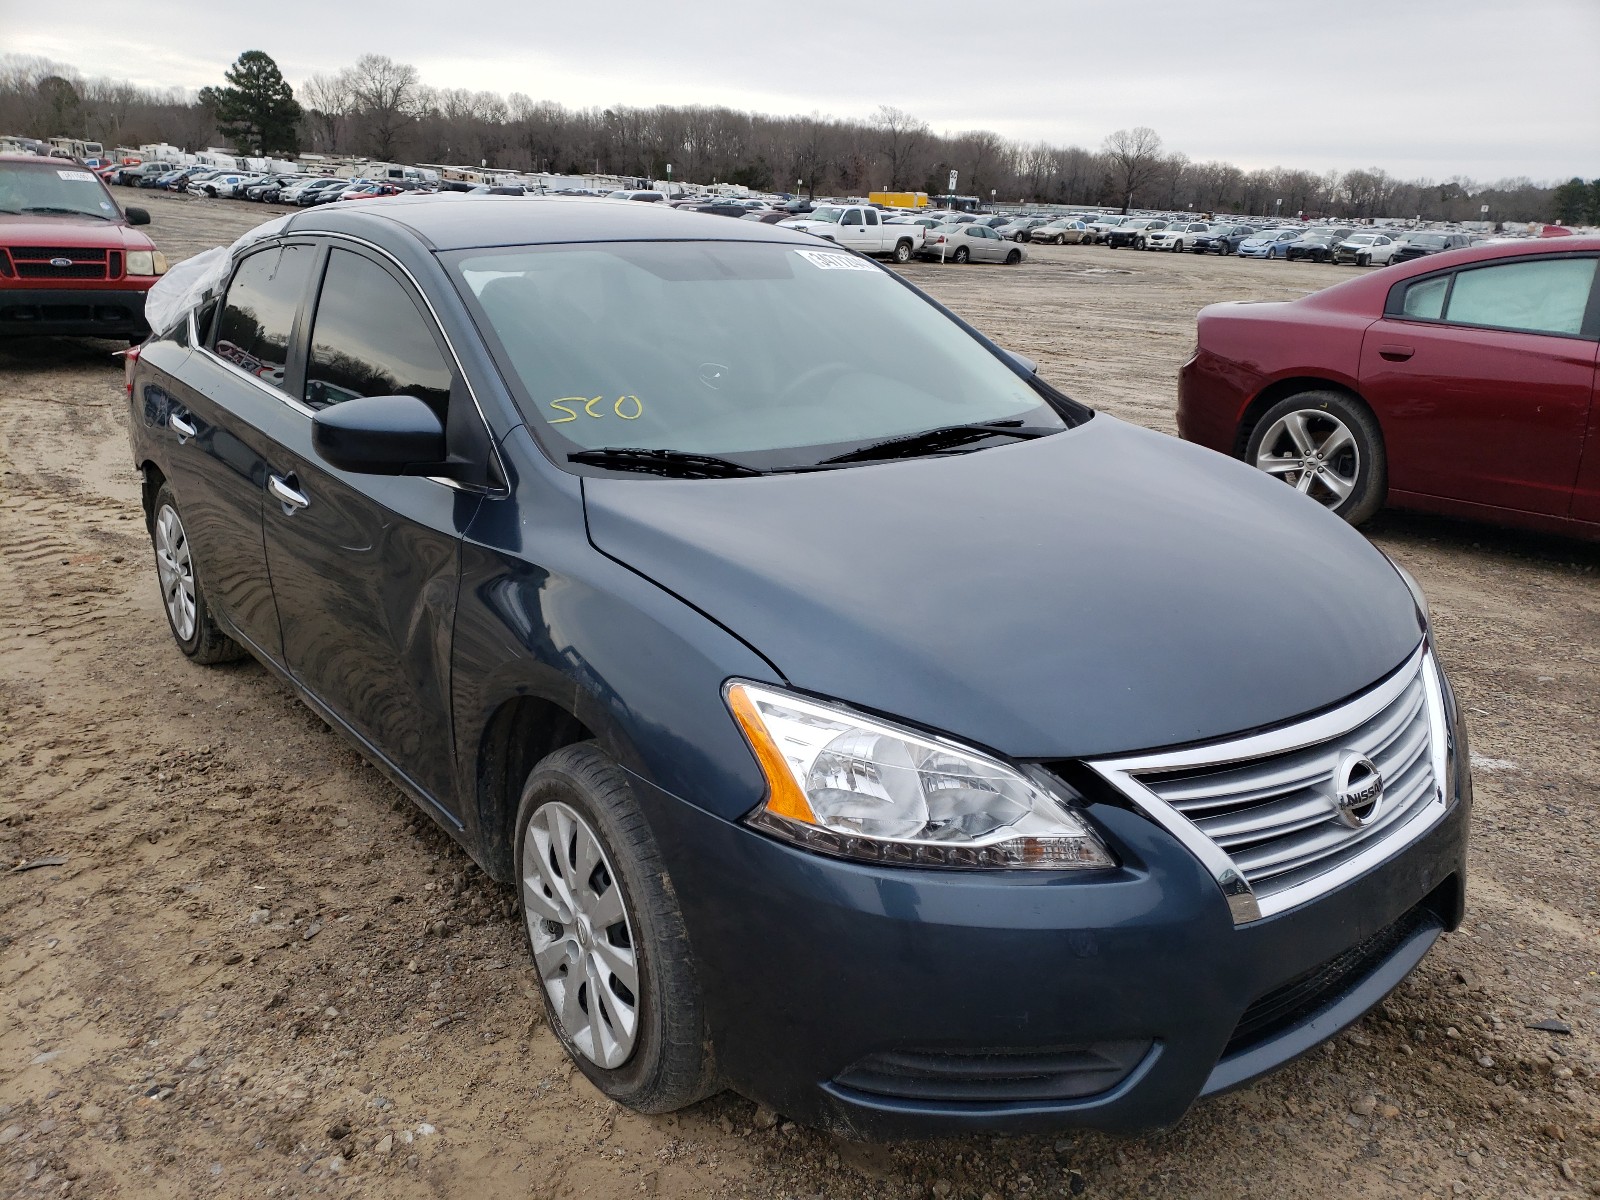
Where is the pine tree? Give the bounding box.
[199,51,302,156]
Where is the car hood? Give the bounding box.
[0,212,153,249]
[582,415,1422,760]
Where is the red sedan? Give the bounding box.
[1177,237,1600,539]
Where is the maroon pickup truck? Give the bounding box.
[0,152,166,340]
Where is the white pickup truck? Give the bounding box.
[778,204,924,262]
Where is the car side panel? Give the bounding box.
[148,346,285,659]
[1359,320,1594,514]
[448,428,780,876]
[1567,364,1600,525]
[1177,304,1371,456]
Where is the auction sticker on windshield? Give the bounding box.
[57,170,97,182]
[793,249,878,272]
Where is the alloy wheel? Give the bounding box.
[153,503,196,641]
[522,800,641,1069]
[1254,409,1360,507]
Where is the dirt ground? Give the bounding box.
[1,190,1597,1200]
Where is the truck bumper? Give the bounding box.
[0,287,151,339]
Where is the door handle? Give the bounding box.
[268,474,310,513]
[1378,344,1415,362]
[169,412,197,442]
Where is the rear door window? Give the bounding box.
[1443,257,1597,337]
[303,248,452,413]
[213,244,316,390]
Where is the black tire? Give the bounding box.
[148,483,244,664]
[1005,249,1021,264]
[1356,253,1370,267]
[952,246,970,263]
[892,239,913,264]
[514,743,716,1113]
[1244,391,1387,525]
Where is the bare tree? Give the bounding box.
[344,54,425,161]
[1102,126,1164,213]
[300,73,353,154]
[872,105,928,190]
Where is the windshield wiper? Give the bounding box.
[818,420,1048,466]
[569,447,765,479]
[21,206,109,220]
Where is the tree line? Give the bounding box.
[0,51,1580,224]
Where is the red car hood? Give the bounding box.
[0,211,156,251]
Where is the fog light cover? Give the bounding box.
[727,681,1113,870]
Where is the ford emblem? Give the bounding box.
[50,257,73,268]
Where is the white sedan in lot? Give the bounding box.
[919,223,1028,263]
[1332,232,1401,266]
[1144,221,1214,252]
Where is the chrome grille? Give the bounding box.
[1090,645,1448,923]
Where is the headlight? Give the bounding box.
[726,681,1114,870]
[127,250,156,276]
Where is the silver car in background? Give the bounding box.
[1029,219,1093,245]
[920,222,1029,263]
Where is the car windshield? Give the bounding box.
[1408,234,1449,247]
[0,161,117,219]
[1346,234,1376,244]
[452,241,1074,471]
[802,206,843,223]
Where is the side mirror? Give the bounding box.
[1002,348,1038,375]
[125,207,151,226]
[311,394,447,475]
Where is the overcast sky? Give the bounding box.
[6,0,1597,182]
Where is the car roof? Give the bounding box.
[281,194,826,250]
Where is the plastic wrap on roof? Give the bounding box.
[141,213,294,337]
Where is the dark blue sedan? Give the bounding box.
[126,197,1471,1137]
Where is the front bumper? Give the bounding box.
[0,287,151,338]
[635,719,1470,1138]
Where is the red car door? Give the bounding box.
[1359,254,1599,517]
[1572,376,1600,525]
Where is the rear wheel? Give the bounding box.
[515,743,716,1112]
[1245,391,1386,524]
[149,483,243,664]
[892,239,913,263]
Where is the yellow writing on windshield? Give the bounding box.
[550,396,644,424]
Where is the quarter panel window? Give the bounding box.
[1402,276,1449,320]
[303,249,452,412]
[1444,258,1597,337]
[214,245,315,390]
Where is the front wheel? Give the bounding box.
[515,743,716,1112]
[952,246,970,263]
[1356,253,1371,267]
[1005,249,1021,264]
[1244,391,1386,524]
